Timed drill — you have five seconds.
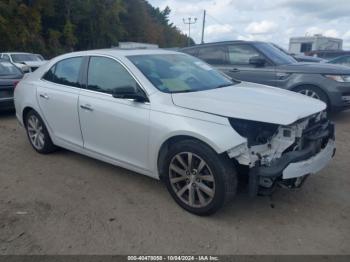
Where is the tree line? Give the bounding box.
[0,0,193,58]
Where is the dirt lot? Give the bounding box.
[0,110,349,255]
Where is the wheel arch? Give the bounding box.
[157,135,229,180]
[22,106,35,125]
[290,83,330,107]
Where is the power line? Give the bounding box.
[205,13,227,27]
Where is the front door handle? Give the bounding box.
[80,104,93,111]
[229,68,240,73]
[39,93,49,100]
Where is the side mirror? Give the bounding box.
[112,86,148,103]
[249,56,266,67]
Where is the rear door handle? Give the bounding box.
[229,68,240,73]
[39,93,49,100]
[80,104,93,111]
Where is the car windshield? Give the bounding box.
[0,62,22,76]
[11,54,41,62]
[257,43,297,65]
[128,54,235,93]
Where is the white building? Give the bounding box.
[289,34,343,54]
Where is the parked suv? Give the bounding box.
[181,41,350,112]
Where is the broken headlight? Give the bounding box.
[229,118,279,146]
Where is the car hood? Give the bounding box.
[171,82,326,126]
[293,55,324,63]
[278,62,350,74]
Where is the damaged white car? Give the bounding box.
[14,49,336,215]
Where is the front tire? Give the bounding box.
[162,140,237,216]
[294,85,329,109]
[25,110,57,154]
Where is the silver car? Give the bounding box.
[14,49,335,215]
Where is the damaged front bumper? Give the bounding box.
[256,139,335,180]
[246,120,336,196]
[282,139,335,179]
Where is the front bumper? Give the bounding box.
[249,121,336,196]
[282,139,335,179]
[327,83,350,111]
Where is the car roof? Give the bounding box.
[56,48,183,59]
[181,40,263,50]
[1,52,33,55]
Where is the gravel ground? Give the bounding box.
[0,110,349,255]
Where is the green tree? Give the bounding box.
[0,0,192,58]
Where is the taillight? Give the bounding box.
[13,81,20,89]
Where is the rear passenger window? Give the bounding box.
[43,57,83,87]
[197,46,227,65]
[87,56,139,94]
[42,66,56,82]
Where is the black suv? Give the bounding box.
[181,41,350,112]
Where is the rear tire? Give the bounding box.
[24,110,57,154]
[162,139,237,216]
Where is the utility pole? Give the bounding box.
[183,17,197,46]
[201,10,206,44]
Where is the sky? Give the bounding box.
[148,0,350,49]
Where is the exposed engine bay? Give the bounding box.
[227,111,335,196]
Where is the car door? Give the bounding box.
[220,44,277,86]
[37,57,84,147]
[79,56,150,170]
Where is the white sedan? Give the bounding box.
[14,49,336,215]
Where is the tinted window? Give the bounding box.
[11,54,40,62]
[228,45,262,65]
[197,46,227,65]
[0,61,22,76]
[87,56,138,94]
[43,57,83,87]
[42,66,56,82]
[128,54,234,93]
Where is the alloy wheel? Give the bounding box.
[169,152,215,208]
[298,89,320,100]
[27,115,45,150]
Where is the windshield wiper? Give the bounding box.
[215,83,233,89]
[171,90,194,94]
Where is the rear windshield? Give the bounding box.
[11,54,41,62]
[0,62,22,76]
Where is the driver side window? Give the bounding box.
[228,45,262,65]
[87,56,138,94]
